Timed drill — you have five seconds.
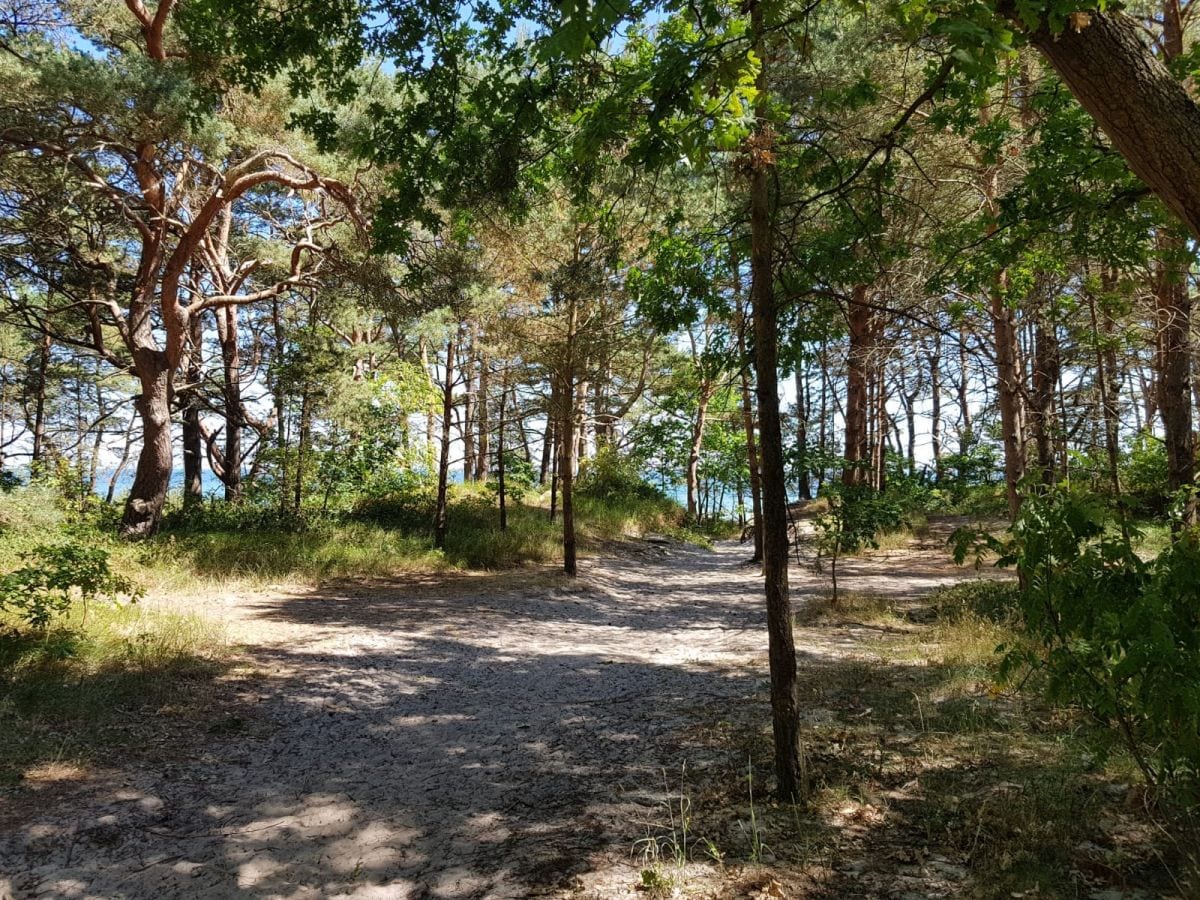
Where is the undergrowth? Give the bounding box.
[0,602,227,784]
[651,579,1198,898]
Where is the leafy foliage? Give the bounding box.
[0,543,141,630]
[577,446,669,503]
[956,489,1200,785]
[814,482,905,603]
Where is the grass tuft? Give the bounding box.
[0,603,227,783]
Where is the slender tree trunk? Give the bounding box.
[516,388,533,467]
[540,414,554,485]
[981,146,1026,519]
[687,386,711,522]
[477,353,490,481]
[106,418,136,504]
[549,426,559,523]
[1154,235,1196,519]
[843,284,872,486]
[30,331,50,470]
[182,313,204,506]
[497,377,508,531]
[750,0,802,802]
[560,295,579,577]
[735,262,764,564]
[1091,274,1124,498]
[421,336,437,457]
[929,344,943,481]
[294,386,311,514]
[1030,308,1061,485]
[957,324,973,454]
[271,293,288,515]
[215,305,243,503]
[795,363,812,500]
[434,338,456,550]
[462,348,476,483]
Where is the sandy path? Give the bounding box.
[1,538,976,899]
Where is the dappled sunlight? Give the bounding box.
[3,539,1046,897]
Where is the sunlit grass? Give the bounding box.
[0,601,228,782]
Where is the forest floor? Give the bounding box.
[0,521,1192,899]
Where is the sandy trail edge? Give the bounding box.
[1,538,979,899]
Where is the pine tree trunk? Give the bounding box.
[30,331,50,470]
[687,387,711,522]
[843,284,872,486]
[929,344,943,481]
[560,295,579,577]
[120,349,173,539]
[434,338,456,550]
[749,0,802,802]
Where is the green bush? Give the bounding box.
[814,482,905,603]
[577,446,667,503]
[1121,430,1170,515]
[956,489,1200,786]
[929,579,1020,623]
[0,542,141,629]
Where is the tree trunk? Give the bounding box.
[477,352,490,481]
[957,324,973,454]
[735,258,764,563]
[687,387,711,522]
[182,313,204,506]
[215,304,243,503]
[795,363,811,500]
[434,337,456,550]
[1010,5,1200,244]
[106,418,136,504]
[843,284,872,486]
[1030,309,1061,485]
[1089,277,1124,499]
[929,343,943,481]
[120,350,173,539]
[497,378,508,531]
[540,415,554,485]
[1153,236,1196,518]
[749,0,802,803]
[30,331,50,470]
[462,351,476,483]
[560,295,579,577]
[981,147,1026,519]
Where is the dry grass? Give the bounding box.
[0,602,230,784]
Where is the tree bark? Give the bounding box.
[477,351,490,481]
[1153,238,1196,517]
[734,257,764,563]
[843,284,873,486]
[1030,308,1061,485]
[749,0,802,802]
[120,350,172,538]
[497,377,508,531]
[559,293,579,577]
[687,385,711,522]
[434,337,456,550]
[182,312,204,506]
[795,363,811,500]
[1010,6,1200,244]
[30,331,50,470]
[928,341,943,481]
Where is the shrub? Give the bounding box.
[929,579,1020,623]
[955,489,1200,786]
[0,542,141,629]
[814,482,905,603]
[577,446,667,503]
[1121,430,1170,515]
